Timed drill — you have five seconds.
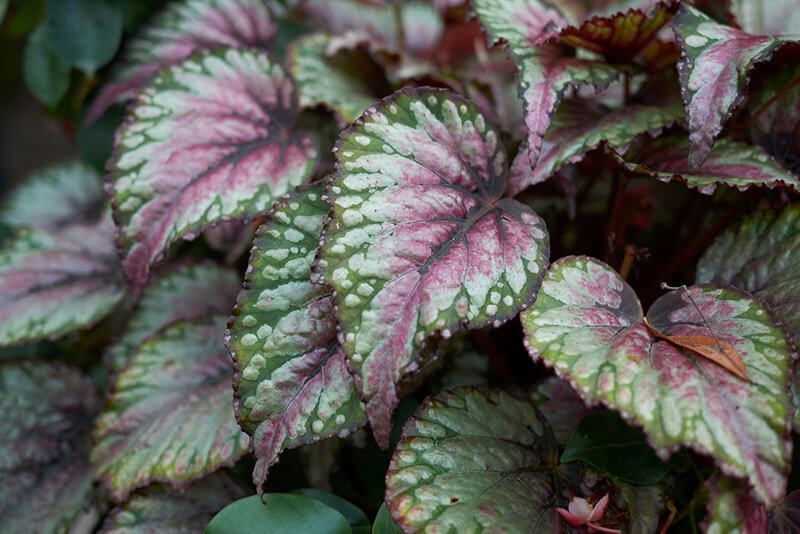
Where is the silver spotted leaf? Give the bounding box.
[109,47,318,292]
[227,183,365,489]
[521,256,793,505]
[107,262,240,372]
[317,88,550,447]
[86,0,277,123]
[0,361,99,533]
[92,316,249,501]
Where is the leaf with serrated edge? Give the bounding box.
[616,135,799,194]
[99,473,246,533]
[227,183,365,489]
[509,97,682,194]
[288,33,380,123]
[317,88,550,447]
[0,216,126,346]
[0,361,98,533]
[92,317,249,501]
[109,47,317,292]
[0,161,104,231]
[107,262,240,372]
[86,0,276,123]
[521,256,793,505]
[673,4,800,166]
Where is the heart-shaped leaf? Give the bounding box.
[100,473,246,533]
[107,262,240,372]
[673,4,800,166]
[109,47,318,292]
[509,96,683,194]
[92,317,249,501]
[227,183,365,489]
[288,33,382,123]
[521,256,793,505]
[86,0,277,123]
[616,135,799,194]
[0,361,99,532]
[317,88,550,446]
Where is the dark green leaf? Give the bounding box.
[372,504,403,534]
[205,494,351,534]
[45,0,123,73]
[292,489,369,534]
[561,410,672,485]
[77,104,124,172]
[22,24,70,107]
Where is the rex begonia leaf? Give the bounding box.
[109,47,318,292]
[107,262,240,372]
[0,161,104,232]
[317,88,550,447]
[288,33,381,123]
[227,183,365,489]
[0,361,99,533]
[86,0,277,123]
[474,0,620,166]
[0,216,126,346]
[509,96,683,194]
[92,316,249,501]
[673,4,800,166]
[617,135,799,194]
[99,473,246,534]
[521,256,793,505]
[730,0,800,36]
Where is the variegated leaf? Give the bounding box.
[0,216,126,346]
[509,96,683,194]
[109,47,317,292]
[673,4,800,166]
[0,361,99,533]
[86,0,277,123]
[521,256,793,505]
[474,0,620,166]
[99,473,246,534]
[0,161,104,231]
[730,0,800,36]
[617,135,799,194]
[107,262,240,372]
[288,33,381,123]
[92,317,249,501]
[227,183,365,489]
[317,88,550,446]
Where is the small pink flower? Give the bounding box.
[556,494,621,534]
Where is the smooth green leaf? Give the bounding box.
[78,104,125,172]
[22,24,70,107]
[205,494,351,534]
[45,0,124,73]
[293,489,369,534]
[372,504,402,534]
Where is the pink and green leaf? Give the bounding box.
[107,262,241,372]
[521,256,793,505]
[317,88,550,447]
[86,0,277,123]
[109,47,318,292]
[0,361,99,532]
[0,216,126,346]
[673,4,800,166]
[227,183,366,489]
[92,317,249,501]
[616,135,800,194]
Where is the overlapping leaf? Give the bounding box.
[86,0,277,123]
[617,135,799,193]
[0,361,99,533]
[99,473,246,533]
[521,256,793,505]
[288,33,382,123]
[673,4,800,166]
[509,96,683,194]
[109,47,318,291]
[474,0,620,166]
[227,183,365,488]
[317,88,550,446]
[92,317,249,501]
[107,262,240,372]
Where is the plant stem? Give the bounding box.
[604,173,629,263]
[619,244,636,280]
[394,3,406,56]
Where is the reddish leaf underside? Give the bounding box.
[109,47,317,292]
[317,88,550,447]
